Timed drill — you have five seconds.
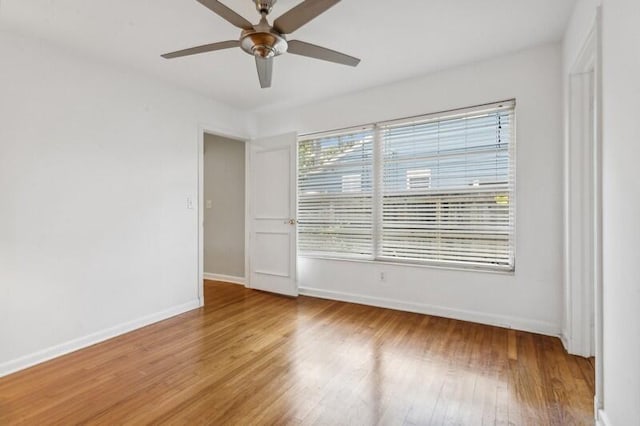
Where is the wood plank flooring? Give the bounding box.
[0,281,595,425]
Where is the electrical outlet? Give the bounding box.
[186,197,194,210]
[379,271,386,282]
[206,200,212,209]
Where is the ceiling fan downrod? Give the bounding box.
[254,0,276,16]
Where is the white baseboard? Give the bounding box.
[299,287,560,338]
[596,409,611,426]
[0,299,200,378]
[203,272,246,286]
[559,331,570,352]
[560,332,594,357]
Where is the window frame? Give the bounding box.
[297,100,516,273]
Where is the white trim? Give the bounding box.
[565,68,595,357]
[571,27,596,74]
[198,127,205,307]
[203,273,246,286]
[564,17,601,359]
[593,6,604,411]
[298,255,515,276]
[244,143,251,288]
[559,332,570,350]
[596,409,612,426]
[0,300,200,378]
[299,287,560,337]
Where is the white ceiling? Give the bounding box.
[0,0,576,111]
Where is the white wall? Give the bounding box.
[600,0,640,423]
[203,134,245,278]
[254,44,565,336]
[0,30,249,376]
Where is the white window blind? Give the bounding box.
[298,128,375,258]
[379,101,515,270]
[297,100,516,271]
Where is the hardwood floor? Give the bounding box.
[0,281,595,425]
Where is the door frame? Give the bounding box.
[566,27,597,358]
[564,6,603,418]
[197,125,251,306]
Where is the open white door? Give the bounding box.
[248,132,298,296]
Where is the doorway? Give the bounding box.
[198,131,249,303]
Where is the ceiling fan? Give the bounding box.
[161,0,360,88]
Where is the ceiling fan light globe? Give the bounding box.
[253,45,275,58]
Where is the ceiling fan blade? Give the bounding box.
[287,40,360,67]
[255,57,273,88]
[273,0,340,34]
[161,40,239,59]
[196,0,254,30]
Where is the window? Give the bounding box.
[297,128,374,258]
[298,100,515,271]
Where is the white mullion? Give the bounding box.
[508,109,517,269]
[372,124,383,260]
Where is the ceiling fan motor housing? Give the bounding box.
[240,26,288,59]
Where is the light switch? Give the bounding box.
[206,200,212,209]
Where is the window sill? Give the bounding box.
[297,254,516,276]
